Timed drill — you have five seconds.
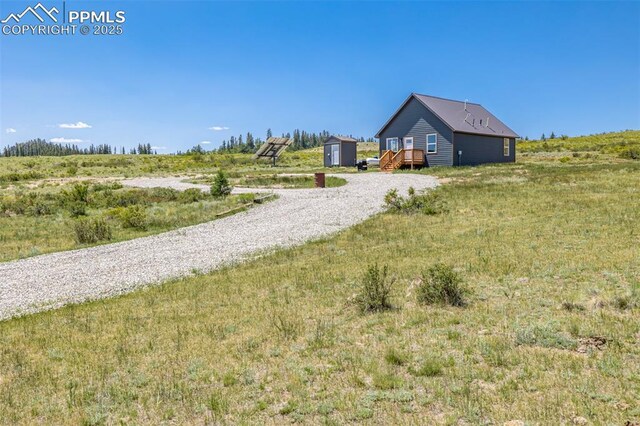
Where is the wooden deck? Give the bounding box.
[380,149,425,172]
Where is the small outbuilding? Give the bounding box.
[323,135,357,167]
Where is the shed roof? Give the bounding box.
[376,93,519,139]
[324,135,358,143]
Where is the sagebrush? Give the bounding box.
[417,263,467,307]
[355,264,395,313]
[73,216,112,244]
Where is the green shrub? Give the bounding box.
[111,205,148,230]
[110,190,144,207]
[68,201,87,217]
[64,183,89,204]
[620,148,640,160]
[417,264,467,307]
[211,170,232,197]
[355,264,395,313]
[0,171,42,182]
[384,187,446,215]
[179,188,206,203]
[73,217,112,244]
[27,200,53,216]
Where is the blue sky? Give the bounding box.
[1,0,639,152]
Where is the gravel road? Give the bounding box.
[0,173,438,320]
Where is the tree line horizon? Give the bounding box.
[2,129,377,157]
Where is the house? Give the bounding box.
[323,135,358,167]
[375,93,519,169]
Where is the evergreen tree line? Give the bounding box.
[4,129,376,157]
[535,132,568,141]
[2,139,157,157]
[199,129,374,154]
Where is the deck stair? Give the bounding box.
[379,149,425,172]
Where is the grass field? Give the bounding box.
[0,181,264,262]
[0,144,378,186]
[0,132,639,424]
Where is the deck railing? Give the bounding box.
[380,149,425,171]
[379,149,393,170]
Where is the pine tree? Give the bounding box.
[210,170,231,197]
[550,132,556,139]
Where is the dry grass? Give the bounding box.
[0,151,638,424]
[0,183,264,262]
[2,130,640,422]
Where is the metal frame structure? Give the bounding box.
[253,137,292,166]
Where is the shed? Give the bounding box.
[323,136,357,167]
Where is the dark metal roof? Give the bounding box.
[324,135,358,143]
[376,93,519,139]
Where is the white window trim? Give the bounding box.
[386,137,398,151]
[503,138,510,156]
[426,133,438,154]
[403,137,413,149]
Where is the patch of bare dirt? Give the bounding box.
[576,336,607,353]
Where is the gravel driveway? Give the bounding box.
[0,173,438,320]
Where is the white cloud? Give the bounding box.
[51,137,84,143]
[209,126,229,131]
[200,141,211,144]
[58,121,92,129]
[151,146,167,150]
[5,128,17,133]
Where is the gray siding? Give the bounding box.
[341,142,357,166]
[453,134,515,166]
[324,137,357,167]
[378,97,453,166]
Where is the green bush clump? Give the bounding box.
[0,171,42,183]
[68,201,87,217]
[620,148,639,160]
[1,193,57,217]
[355,264,395,313]
[109,205,148,230]
[211,170,232,197]
[417,264,467,307]
[179,188,207,203]
[384,187,446,215]
[64,183,90,204]
[73,216,112,244]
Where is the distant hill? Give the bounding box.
[518,130,640,158]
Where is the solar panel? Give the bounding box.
[253,137,292,164]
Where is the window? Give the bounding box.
[386,137,399,151]
[426,133,437,153]
[403,137,413,149]
[503,138,510,156]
